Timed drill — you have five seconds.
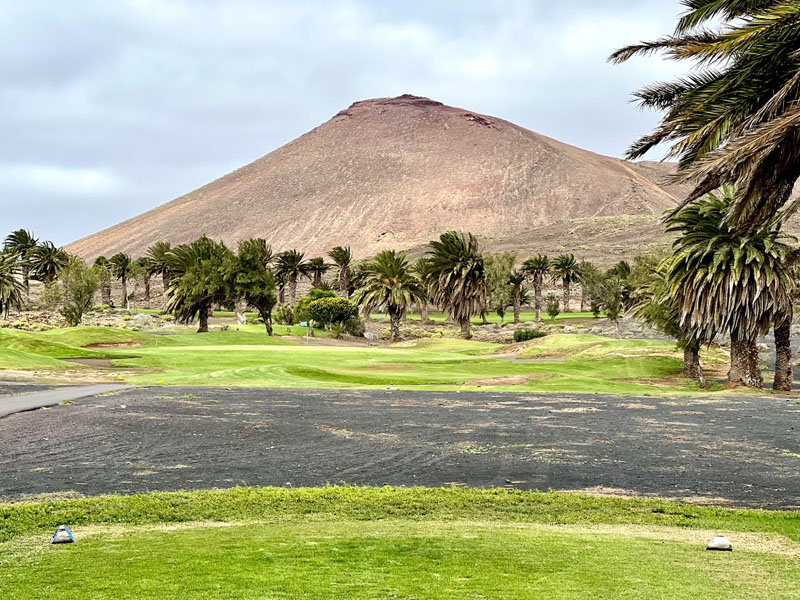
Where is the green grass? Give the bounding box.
[372,309,602,325]
[2,487,800,598]
[0,326,719,394]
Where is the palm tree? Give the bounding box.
[0,252,25,319]
[134,257,153,308]
[665,188,795,389]
[30,242,68,284]
[353,250,425,341]
[328,246,352,297]
[427,231,486,339]
[146,241,172,293]
[93,256,112,305]
[610,2,800,231]
[275,250,309,306]
[508,270,526,325]
[308,257,331,288]
[110,253,132,308]
[522,254,549,322]
[165,237,232,333]
[551,254,579,313]
[3,229,38,301]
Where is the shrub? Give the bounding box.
[307,297,359,328]
[343,317,366,337]
[293,289,335,324]
[274,303,294,326]
[546,293,561,321]
[513,328,546,342]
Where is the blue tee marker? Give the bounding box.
[51,525,76,544]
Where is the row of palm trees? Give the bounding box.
[1,229,69,316]
[611,1,800,390]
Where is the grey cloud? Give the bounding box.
[0,0,686,246]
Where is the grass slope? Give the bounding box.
[2,488,800,599]
[0,327,715,395]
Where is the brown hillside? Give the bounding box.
[67,95,683,262]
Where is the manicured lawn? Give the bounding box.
[0,327,720,394]
[2,487,800,599]
[370,309,602,325]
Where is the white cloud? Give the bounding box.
[0,165,121,196]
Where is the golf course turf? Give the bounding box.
[0,325,725,395]
[2,487,800,599]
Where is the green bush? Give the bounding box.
[513,328,546,342]
[343,317,366,337]
[307,297,359,328]
[274,303,294,326]
[293,289,335,324]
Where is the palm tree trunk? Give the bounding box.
[728,332,763,388]
[101,280,111,305]
[513,289,521,325]
[22,267,30,305]
[774,307,794,392]
[338,269,348,297]
[162,272,171,293]
[288,275,298,305]
[562,279,570,312]
[459,317,471,340]
[481,310,488,325]
[313,272,321,288]
[279,284,285,304]
[534,281,542,322]
[682,342,707,388]
[419,300,429,323]
[389,306,402,341]
[197,304,209,333]
[121,276,128,308]
[144,274,151,309]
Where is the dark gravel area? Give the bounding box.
[2,386,800,508]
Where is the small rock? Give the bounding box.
[706,536,733,551]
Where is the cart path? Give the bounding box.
[0,384,130,418]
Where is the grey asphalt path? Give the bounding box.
[0,384,130,418]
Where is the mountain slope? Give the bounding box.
[68,95,681,261]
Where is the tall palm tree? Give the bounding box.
[610,1,800,231]
[308,257,331,288]
[134,256,153,308]
[3,229,38,301]
[165,237,232,333]
[275,250,309,306]
[0,252,25,319]
[328,246,352,297]
[353,250,425,341]
[508,270,526,325]
[522,254,550,322]
[93,256,112,305]
[110,253,132,308]
[665,188,795,389]
[550,254,579,313]
[30,242,69,284]
[427,231,486,339]
[146,241,173,293]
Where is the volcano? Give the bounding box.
[67,95,683,263]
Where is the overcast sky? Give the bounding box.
[0,0,687,246]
